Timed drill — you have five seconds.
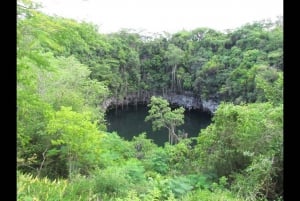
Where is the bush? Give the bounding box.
[231,154,281,201]
[93,167,128,197]
[181,189,243,201]
[63,174,97,200]
[93,159,147,198]
[143,147,169,175]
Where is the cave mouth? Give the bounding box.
[105,103,212,146]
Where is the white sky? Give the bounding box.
[37,0,283,34]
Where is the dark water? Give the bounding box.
[105,104,212,146]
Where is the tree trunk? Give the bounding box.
[37,147,48,178]
[170,125,180,144]
[172,64,177,92]
[177,77,182,92]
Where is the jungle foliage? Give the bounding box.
[17,1,283,200]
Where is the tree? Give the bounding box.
[255,65,283,105]
[165,44,184,92]
[195,102,283,200]
[47,106,104,177]
[145,96,185,144]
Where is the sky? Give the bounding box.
[38,0,283,34]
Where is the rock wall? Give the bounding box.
[201,99,219,114]
[161,93,202,110]
[101,92,218,114]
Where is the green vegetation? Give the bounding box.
[145,96,185,144]
[17,0,283,200]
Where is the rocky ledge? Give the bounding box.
[102,92,218,114]
[201,99,219,114]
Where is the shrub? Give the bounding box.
[93,167,128,197]
[181,189,243,201]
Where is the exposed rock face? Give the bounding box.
[201,99,219,114]
[101,97,117,111]
[161,93,202,110]
[101,91,218,114]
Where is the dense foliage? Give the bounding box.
[17,0,283,200]
[145,96,185,145]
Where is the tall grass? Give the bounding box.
[17,171,99,201]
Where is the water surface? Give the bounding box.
[105,104,212,146]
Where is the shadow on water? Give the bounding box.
[105,104,212,146]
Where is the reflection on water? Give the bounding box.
[105,104,212,146]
